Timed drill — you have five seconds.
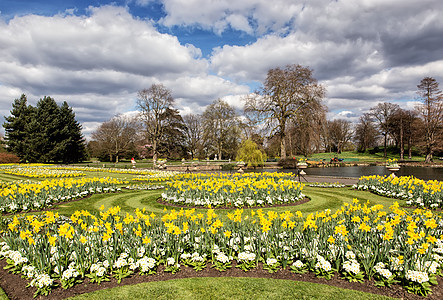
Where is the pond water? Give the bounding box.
[260,166,443,181]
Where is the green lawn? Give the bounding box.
[67,277,393,300]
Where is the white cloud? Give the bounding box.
[158,0,302,35]
[2,0,443,137]
[0,5,250,135]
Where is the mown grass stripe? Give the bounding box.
[66,277,394,300]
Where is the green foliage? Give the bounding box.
[221,163,236,170]
[235,139,266,167]
[2,95,86,163]
[2,94,30,160]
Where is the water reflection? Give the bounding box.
[260,166,443,181]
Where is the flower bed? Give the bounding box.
[0,177,126,213]
[162,172,305,208]
[354,175,443,209]
[132,171,180,183]
[57,166,181,177]
[0,165,85,178]
[1,200,443,296]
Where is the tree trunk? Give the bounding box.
[400,115,404,160]
[288,134,293,157]
[152,140,158,164]
[425,153,432,163]
[383,134,387,158]
[280,135,286,159]
[280,119,287,159]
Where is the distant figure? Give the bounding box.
[131,157,136,168]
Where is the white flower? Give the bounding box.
[96,267,106,277]
[167,257,176,266]
[292,260,304,269]
[343,260,360,275]
[216,252,230,264]
[406,270,429,284]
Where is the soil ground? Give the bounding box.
[1,260,442,300]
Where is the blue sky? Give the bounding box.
[0,0,442,137]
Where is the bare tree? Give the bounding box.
[416,77,443,163]
[328,119,353,154]
[287,104,327,156]
[369,102,400,158]
[354,113,377,152]
[183,113,203,159]
[137,84,174,163]
[202,99,240,160]
[244,64,326,159]
[91,115,141,163]
[387,109,420,159]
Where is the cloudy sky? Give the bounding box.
[1,0,442,138]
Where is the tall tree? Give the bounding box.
[91,115,140,163]
[3,95,86,163]
[157,108,188,159]
[35,96,63,162]
[328,119,353,154]
[55,102,87,163]
[202,99,240,160]
[416,77,443,163]
[286,104,327,157]
[245,64,325,159]
[354,113,377,152]
[137,84,174,163]
[369,102,400,158]
[3,94,30,160]
[183,113,203,159]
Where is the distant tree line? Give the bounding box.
[4,66,440,164]
[89,70,442,163]
[354,77,443,162]
[3,95,86,163]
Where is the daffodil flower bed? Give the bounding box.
[0,166,85,178]
[55,166,181,177]
[132,171,180,183]
[162,172,305,208]
[0,177,126,213]
[2,200,443,296]
[355,175,443,209]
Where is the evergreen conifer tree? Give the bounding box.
[3,94,30,160]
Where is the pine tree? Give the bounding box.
[3,95,87,163]
[3,94,30,160]
[35,97,61,162]
[56,102,87,163]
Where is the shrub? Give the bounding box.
[277,157,298,169]
[0,152,20,163]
